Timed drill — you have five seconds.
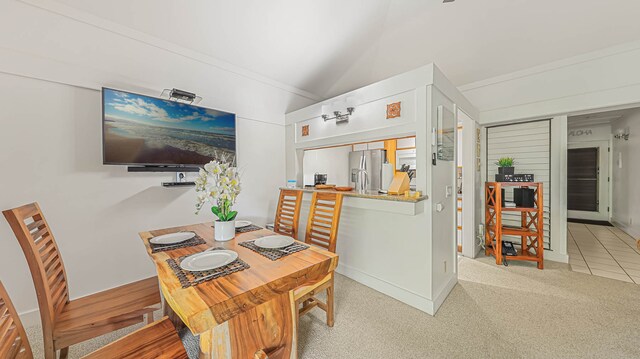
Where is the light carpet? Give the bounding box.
[26,256,640,358]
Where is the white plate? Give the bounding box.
[235,220,252,229]
[254,235,295,249]
[179,250,238,272]
[150,232,195,245]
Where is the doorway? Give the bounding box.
[567,141,610,221]
[456,109,478,258]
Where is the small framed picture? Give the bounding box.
[386,102,401,119]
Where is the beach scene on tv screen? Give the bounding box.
[103,89,236,165]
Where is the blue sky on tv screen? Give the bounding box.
[103,89,235,136]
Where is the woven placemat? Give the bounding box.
[149,233,206,253]
[236,224,263,233]
[166,248,250,288]
[239,240,309,261]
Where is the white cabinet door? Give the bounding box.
[397,137,416,149]
[353,143,367,151]
[367,141,385,150]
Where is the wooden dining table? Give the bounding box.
[139,222,338,359]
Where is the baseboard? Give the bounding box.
[431,275,458,315]
[18,308,41,328]
[336,263,437,315]
[612,220,640,239]
[473,245,482,259]
[544,250,569,264]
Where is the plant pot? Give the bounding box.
[214,220,235,241]
[498,166,514,175]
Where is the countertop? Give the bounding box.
[281,187,427,203]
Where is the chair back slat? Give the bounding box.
[3,203,70,337]
[304,192,343,253]
[0,282,34,359]
[274,190,303,239]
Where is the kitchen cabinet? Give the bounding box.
[396,137,416,149]
[353,143,367,151]
[367,141,385,150]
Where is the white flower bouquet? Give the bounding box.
[195,160,241,222]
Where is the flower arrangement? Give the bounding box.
[195,160,241,222]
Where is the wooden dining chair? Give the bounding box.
[3,202,161,359]
[0,278,186,359]
[294,192,343,327]
[273,189,303,239]
[0,281,34,359]
[82,317,188,359]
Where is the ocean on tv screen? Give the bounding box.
[103,89,236,165]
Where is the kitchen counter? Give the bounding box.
[281,187,427,203]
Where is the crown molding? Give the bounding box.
[458,40,640,93]
[17,0,323,102]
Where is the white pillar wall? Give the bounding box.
[285,64,478,315]
[550,116,569,263]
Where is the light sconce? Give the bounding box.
[614,128,630,141]
[321,96,356,124]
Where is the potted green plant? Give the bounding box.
[195,160,241,241]
[496,157,515,175]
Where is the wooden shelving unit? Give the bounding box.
[485,182,544,269]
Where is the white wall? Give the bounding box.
[550,117,569,262]
[428,86,457,299]
[0,72,286,323]
[611,110,640,238]
[0,0,316,322]
[460,41,640,125]
[567,124,612,143]
[302,146,352,186]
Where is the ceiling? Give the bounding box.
[54,0,640,100]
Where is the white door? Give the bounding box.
[567,140,610,221]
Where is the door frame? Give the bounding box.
[456,109,477,259]
[567,140,611,221]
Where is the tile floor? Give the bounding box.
[568,222,640,283]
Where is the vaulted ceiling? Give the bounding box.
[55,0,640,100]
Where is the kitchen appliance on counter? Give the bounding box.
[349,149,386,192]
[314,173,328,186]
[380,162,394,193]
[396,148,417,190]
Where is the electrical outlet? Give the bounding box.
[630,217,634,226]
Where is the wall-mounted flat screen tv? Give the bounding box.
[102,87,236,167]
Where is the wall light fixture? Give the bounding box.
[614,128,630,141]
[321,96,356,124]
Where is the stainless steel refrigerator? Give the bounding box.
[349,149,386,192]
